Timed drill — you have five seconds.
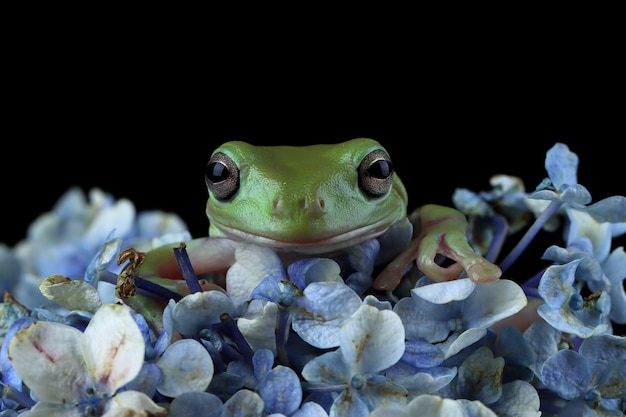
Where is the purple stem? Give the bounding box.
[499,200,563,274]
[173,243,203,294]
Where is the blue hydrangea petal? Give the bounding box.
[566,210,613,261]
[584,195,626,224]
[329,389,369,417]
[598,247,626,324]
[522,321,562,377]
[252,348,274,382]
[537,302,611,338]
[411,278,475,304]
[495,326,535,370]
[539,349,591,400]
[221,389,265,417]
[484,380,540,417]
[344,271,372,295]
[83,237,122,285]
[456,399,499,417]
[287,258,341,290]
[227,360,257,389]
[362,295,392,311]
[237,300,278,354]
[463,279,527,329]
[301,350,351,385]
[454,347,504,404]
[542,245,604,285]
[169,392,224,417]
[292,401,331,417]
[527,188,560,202]
[401,340,444,368]
[538,261,579,308]
[559,184,592,206]
[226,243,287,306]
[156,338,214,398]
[453,188,494,217]
[339,305,405,374]
[1,316,36,389]
[359,374,407,410]
[125,362,161,398]
[344,238,379,276]
[169,291,236,337]
[376,217,412,265]
[390,365,456,394]
[292,282,362,349]
[393,295,453,343]
[404,395,466,417]
[544,142,579,189]
[578,335,626,386]
[444,328,488,360]
[596,363,626,400]
[258,365,302,415]
[248,275,283,303]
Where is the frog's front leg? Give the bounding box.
[138,236,238,283]
[373,204,502,290]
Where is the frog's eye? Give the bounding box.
[358,149,394,198]
[205,152,240,200]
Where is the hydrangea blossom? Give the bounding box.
[1,141,625,416]
[6,303,165,416]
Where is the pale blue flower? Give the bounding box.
[394,278,527,358]
[227,348,303,415]
[6,303,165,416]
[537,260,612,338]
[9,187,189,312]
[301,304,407,416]
[538,334,626,416]
[542,208,626,325]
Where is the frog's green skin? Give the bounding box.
[139,138,501,291]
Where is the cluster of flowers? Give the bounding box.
[0,143,624,416]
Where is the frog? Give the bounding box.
[136,138,502,298]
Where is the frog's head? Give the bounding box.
[204,138,408,254]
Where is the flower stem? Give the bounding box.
[498,200,563,274]
[98,270,182,302]
[484,214,508,263]
[219,313,254,364]
[2,383,36,408]
[276,308,292,367]
[173,243,203,294]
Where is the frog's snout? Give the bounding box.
[271,195,327,219]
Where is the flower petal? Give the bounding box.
[39,274,103,313]
[103,390,167,417]
[156,338,214,397]
[340,304,405,374]
[411,278,475,304]
[8,320,91,403]
[80,303,145,395]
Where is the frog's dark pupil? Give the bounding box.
[369,159,392,179]
[208,162,229,182]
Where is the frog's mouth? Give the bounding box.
[212,220,393,255]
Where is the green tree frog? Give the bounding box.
[139,138,501,294]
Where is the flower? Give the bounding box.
[6,303,165,416]
[301,303,407,416]
[10,187,190,312]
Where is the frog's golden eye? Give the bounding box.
[206,152,240,200]
[358,149,394,198]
